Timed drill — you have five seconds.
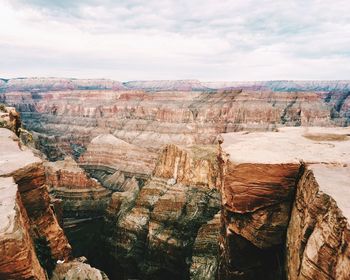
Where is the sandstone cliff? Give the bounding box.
[79,134,158,188]
[286,164,350,280]
[2,80,349,162]
[0,128,71,279]
[0,127,109,280]
[102,144,221,280]
[219,127,350,280]
[44,157,111,218]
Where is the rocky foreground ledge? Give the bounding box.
[0,127,108,280]
[219,127,350,280]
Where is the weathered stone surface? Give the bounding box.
[51,258,109,280]
[3,80,350,162]
[0,177,46,280]
[154,144,218,188]
[0,105,21,135]
[219,127,350,279]
[79,134,158,189]
[103,144,221,280]
[286,164,350,280]
[45,157,111,218]
[0,128,71,279]
[190,212,221,280]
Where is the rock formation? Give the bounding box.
[219,127,350,280]
[0,126,108,279]
[286,164,350,280]
[1,79,349,162]
[1,79,350,280]
[79,134,158,188]
[44,157,111,218]
[103,144,221,280]
[0,127,71,279]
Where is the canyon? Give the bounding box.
[0,78,349,280]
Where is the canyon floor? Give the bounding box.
[0,79,350,280]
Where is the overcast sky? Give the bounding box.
[1,0,350,81]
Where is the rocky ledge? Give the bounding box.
[0,128,71,279]
[219,127,350,279]
[0,127,108,279]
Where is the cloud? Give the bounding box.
[1,0,350,80]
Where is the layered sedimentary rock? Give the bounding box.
[190,212,221,280]
[0,176,46,280]
[219,127,350,279]
[79,134,158,188]
[44,157,111,218]
[1,79,349,161]
[286,164,350,280]
[103,144,221,280]
[0,128,71,279]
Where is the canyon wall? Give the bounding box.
[1,79,349,161]
[0,127,71,279]
[103,144,221,280]
[1,80,350,280]
[219,127,350,280]
[0,123,109,279]
[286,164,350,280]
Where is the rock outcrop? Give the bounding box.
[103,144,221,280]
[79,134,158,189]
[286,164,350,280]
[1,79,349,161]
[0,104,21,135]
[0,128,71,279]
[44,157,111,218]
[219,127,350,280]
[190,212,221,280]
[51,258,109,280]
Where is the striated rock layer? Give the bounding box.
[286,164,350,280]
[219,127,350,280]
[44,157,111,218]
[79,134,158,189]
[1,79,349,161]
[102,144,221,280]
[0,128,71,279]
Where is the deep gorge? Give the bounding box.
[0,79,350,280]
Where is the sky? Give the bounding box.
[1,0,350,81]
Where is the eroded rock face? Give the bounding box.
[51,258,110,280]
[79,134,158,189]
[286,164,350,280]
[2,79,350,162]
[0,177,46,280]
[0,104,21,135]
[190,212,221,280]
[0,128,71,279]
[44,157,111,218]
[219,127,350,280]
[102,144,221,280]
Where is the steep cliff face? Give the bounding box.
[286,164,350,280]
[0,177,46,280]
[44,157,111,218]
[0,127,109,280]
[79,134,158,188]
[219,127,350,280]
[102,144,221,280]
[2,79,349,161]
[0,128,71,279]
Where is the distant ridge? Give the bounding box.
[1,77,350,93]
